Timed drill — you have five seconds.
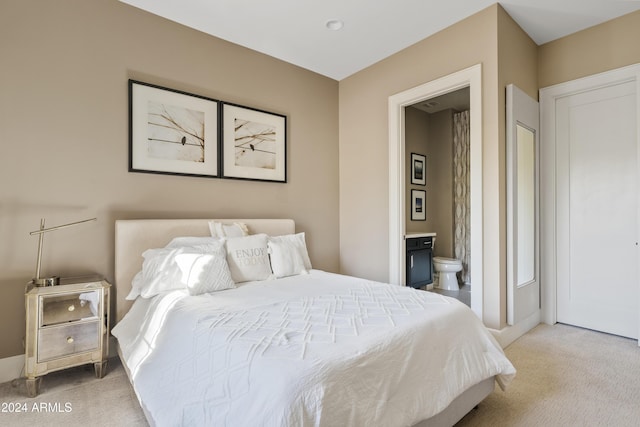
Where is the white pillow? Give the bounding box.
[208,221,249,238]
[225,234,272,283]
[268,238,308,278]
[125,236,225,300]
[125,271,143,300]
[268,232,312,270]
[174,247,235,295]
[136,247,188,298]
[136,241,233,298]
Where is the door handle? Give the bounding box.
[411,254,414,269]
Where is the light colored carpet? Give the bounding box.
[1,323,638,426]
[0,358,148,427]
[457,323,640,426]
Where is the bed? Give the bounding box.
[112,219,515,427]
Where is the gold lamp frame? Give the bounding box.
[30,217,97,286]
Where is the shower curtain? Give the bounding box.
[453,110,470,285]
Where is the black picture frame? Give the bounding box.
[411,189,426,221]
[411,153,426,185]
[220,102,287,183]
[129,80,220,178]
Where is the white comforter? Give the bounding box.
[113,270,515,427]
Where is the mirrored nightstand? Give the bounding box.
[24,277,110,397]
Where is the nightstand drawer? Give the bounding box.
[40,290,100,326]
[37,321,100,362]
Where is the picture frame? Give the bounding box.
[411,189,426,221]
[221,102,287,183]
[411,153,426,185]
[129,80,219,178]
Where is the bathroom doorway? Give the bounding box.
[405,88,471,307]
[388,64,483,319]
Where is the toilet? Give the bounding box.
[433,257,462,291]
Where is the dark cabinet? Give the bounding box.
[406,236,433,288]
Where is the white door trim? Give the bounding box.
[540,63,640,341]
[388,64,483,319]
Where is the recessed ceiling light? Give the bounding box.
[325,19,344,31]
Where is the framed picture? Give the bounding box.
[411,189,426,221]
[411,153,426,185]
[221,103,287,183]
[129,80,219,178]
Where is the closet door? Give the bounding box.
[555,79,638,339]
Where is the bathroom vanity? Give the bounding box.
[405,232,436,288]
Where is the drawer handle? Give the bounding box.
[68,305,75,312]
[66,336,74,344]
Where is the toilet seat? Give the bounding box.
[433,257,461,265]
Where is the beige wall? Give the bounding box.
[3,1,637,360]
[405,108,455,257]
[495,6,539,326]
[339,4,503,327]
[339,5,542,329]
[0,0,339,358]
[538,10,640,88]
[405,107,429,233]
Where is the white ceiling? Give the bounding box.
[119,0,640,81]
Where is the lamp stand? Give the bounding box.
[30,217,97,286]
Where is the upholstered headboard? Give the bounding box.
[114,219,295,322]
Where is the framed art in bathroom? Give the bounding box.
[411,189,426,221]
[129,80,220,178]
[411,153,426,185]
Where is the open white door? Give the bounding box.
[506,84,540,326]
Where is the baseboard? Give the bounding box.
[488,310,541,348]
[0,354,24,384]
